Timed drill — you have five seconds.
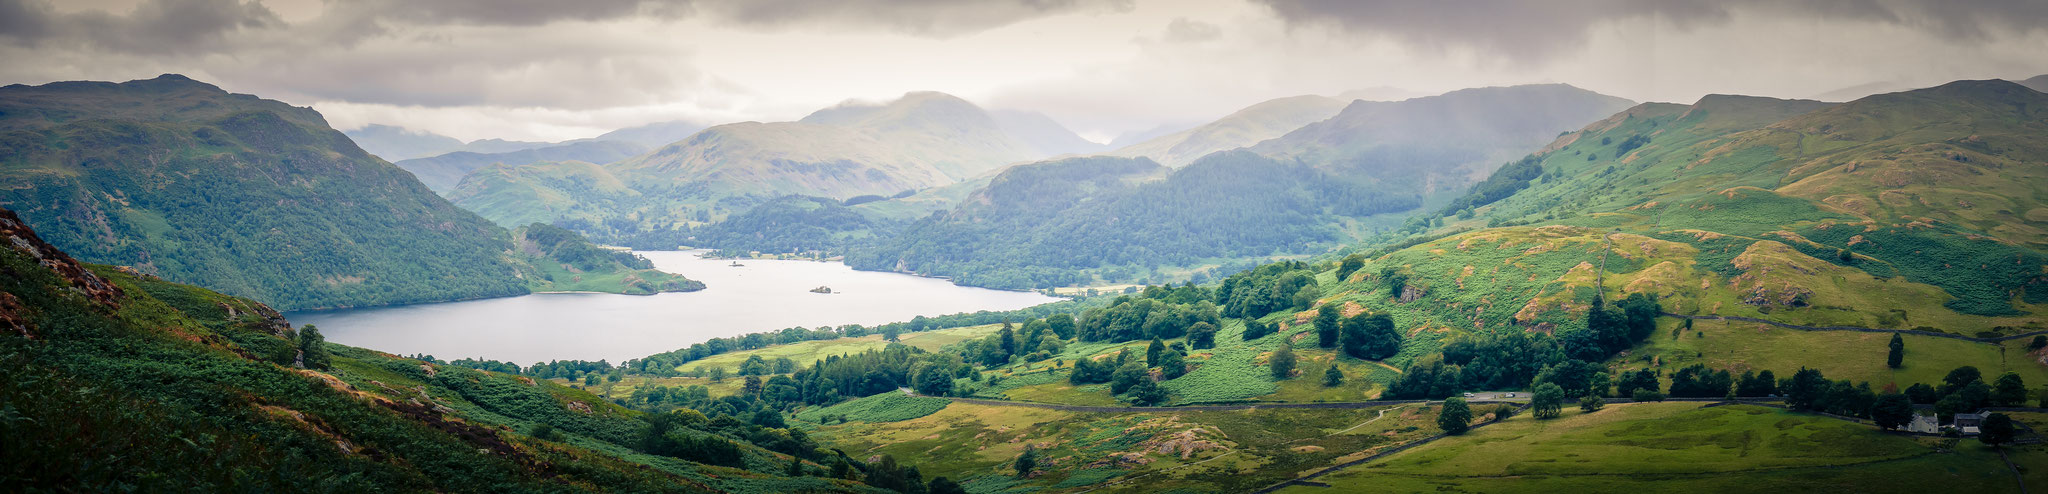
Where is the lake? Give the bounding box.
[287,251,1060,364]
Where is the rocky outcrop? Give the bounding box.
[0,208,124,308]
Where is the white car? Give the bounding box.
[1504,393,1516,398]
[1463,393,1474,398]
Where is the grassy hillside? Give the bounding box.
[0,75,531,311]
[1296,402,2028,493]
[0,208,844,492]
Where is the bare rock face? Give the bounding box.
[0,208,124,309]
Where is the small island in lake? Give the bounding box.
[809,286,833,294]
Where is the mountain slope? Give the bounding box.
[1348,79,2048,346]
[0,207,855,492]
[342,124,464,161]
[847,152,1421,288]
[396,140,649,193]
[0,75,532,310]
[991,109,1105,156]
[589,120,707,148]
[1250,84,1637,198]
[1106,94,1347,167]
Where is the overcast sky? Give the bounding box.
[3,0,2045,143]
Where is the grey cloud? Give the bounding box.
[1253,0,2048,62]
[697,0,1135,37]
[1163,17,1222,43]
[0,0,279,55]
[355,0,693,28]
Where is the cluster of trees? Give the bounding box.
[1313,308,1402,360]
[958,320,1069,366]
[1067,347,1175,406]
[627,325,862,375]
[1075,294,1221,343]
[1905,366,2034,423]
[1218,261,1319,319]
[1390,331,1570,399]
[1559,294,1661,361]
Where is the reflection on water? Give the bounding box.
[288,251,1059,364]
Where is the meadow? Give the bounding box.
[1295,402,2033,493]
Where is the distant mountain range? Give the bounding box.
[395,140,649,193]
[836,84,1637,288]
[445,91,1099,242]
[1103,95,1348,167]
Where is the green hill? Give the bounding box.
[508,223,703,294]
[0,207,847,492]
[845,152,1419,288]
[1281,79,2048,397]
[0,75,694,309]
[0,75,534,310]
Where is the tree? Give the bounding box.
[1871,394,1914,431]
[1187,321,1218,349]
[1530,383,1566,419]
[1632,389,1664,402]
[1940,366,1981,395]
[929,477,968,494]
[999,323,1018,358]
[1437,398,1473,435]
[1737,370,1777,397]
[1979,413,2015,447]
[1110,361,1147,394]
[1992,373,2026,406]
[1905,383,1938,404]
[1886,333,1904,369]
[914,364,954,397]
[1146,338,1166,367]
[1130,378,1170,406]
[1159,351,1187,380]
[1270,345,1297,379]
[883,325,901,342]
[1337,254,1365,280]
[1014,445,1038,475]
[2031,335,2048,351]
[708,366,727,382]
[298,324,332,370]
[1935,394,1969,425]
[1314,307,1340,348]
[1784,368,1827,410]
[1324,365,1344,387]
[1579,394,1605,413]
[831,456,852,479]
[787,456,805,476]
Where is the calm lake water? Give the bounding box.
[287,251,1059,364]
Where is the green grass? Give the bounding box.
[679,324,1002,373]
[1297,402,2023,494]
[1624,317,2048,389]
[794,392,950,423]
[808,400,1439,493]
